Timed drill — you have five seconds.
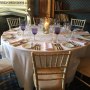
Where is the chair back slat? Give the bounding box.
[32,51,71,69]
[7,18,20,30]
[55,55,58,67]
[59,55,64,67]
[49,56,53,67]
[71,18,86,30]
[45,55,47,68]
[38,55,42,67]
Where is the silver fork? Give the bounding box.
[57,44,63,50]
[54,44,63,50]
[35,45,41,50]
[71,41,81,47]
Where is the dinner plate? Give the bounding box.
[22,43,41,50]
[2,34,15,39]
[62,41,80,48]
[22,43,31,49]
[10,39,29,46]
[80,34,90,41]
[62,42,75,48]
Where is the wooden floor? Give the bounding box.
[67,77,90,90]
[0,71,89,90]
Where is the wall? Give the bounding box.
[0,0,27,9]
[62,0,90,32]
[0,15,25,36]
[33,0,39,16]
[33,0,90,32]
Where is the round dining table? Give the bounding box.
[1,27,90,90]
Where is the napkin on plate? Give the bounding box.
[8,39,28,46]
[70,38,86,46]
[3,31,17,35]
[75,31,89,35]
[44,43,53,50]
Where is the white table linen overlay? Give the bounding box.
[1,27,90,90]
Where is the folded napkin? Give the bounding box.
[9,39,28,46]
[45,43,53,50]
[70,38,86,46]
[2,34,16,40]
[75,31,89,35]
[3,31,17,35]
[8,39,22,44]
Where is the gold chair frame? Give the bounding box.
[6,18,20,30]
[71,18,86,30]
[31,50,71,90]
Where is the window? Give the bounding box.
[0,0,27,14]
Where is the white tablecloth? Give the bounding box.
[1,29,90,90]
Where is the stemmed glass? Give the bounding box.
[20,21,26,36]
[31,25,38,41]
[54,26,60,43]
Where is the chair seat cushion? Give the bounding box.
[34,68,64,90]
[0,59,13,74]
[77,57,90,77]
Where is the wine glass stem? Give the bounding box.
[56,35,58,43]
[23,31,24,36]
[34,35,35,41]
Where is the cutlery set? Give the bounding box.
[69,41,82,47]
[53,43,63,50]
[33,44,41,50]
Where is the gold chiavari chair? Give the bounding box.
[71,18,86,30]
[6,18,20,30]
[31,50,71,90]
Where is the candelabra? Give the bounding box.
[43,17,50,34]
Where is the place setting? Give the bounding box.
[62,41,82,48]
[52,43,63,50]
[9,39,29,47]
[2,34,16,41]
[22,42,41,50]
[79,34,90,41]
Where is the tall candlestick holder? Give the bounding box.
[43,17,50,34]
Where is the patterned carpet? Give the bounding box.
[33,72,90,90]
[0,71,23,90]
[0,69,90,90]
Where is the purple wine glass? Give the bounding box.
[31,27,38,41]
[54,27,60,34]
[20,21,26,36]
[54,26,60,43]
